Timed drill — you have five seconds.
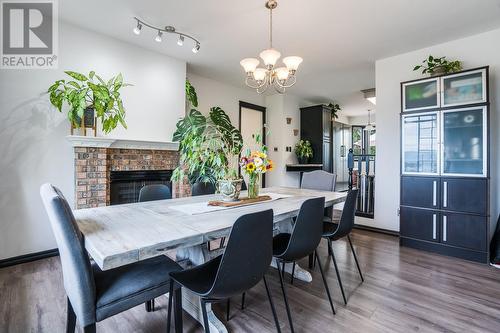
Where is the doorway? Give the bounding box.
[239,101,266,187]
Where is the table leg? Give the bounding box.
[176,244,228,333]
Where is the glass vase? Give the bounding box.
[248,174,260,199]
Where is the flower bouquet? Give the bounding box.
[239,134,274,199]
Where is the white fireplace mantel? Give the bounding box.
[66,135,179,151]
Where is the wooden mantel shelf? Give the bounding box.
[66,135,179,151]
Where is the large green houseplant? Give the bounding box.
[172,80,243,196]
[48,71,130,133]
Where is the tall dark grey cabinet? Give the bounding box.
[400,67,490,263]
[300,105,332,172]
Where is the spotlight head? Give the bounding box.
[154,31,163,43]
[177,35,184,46]
[192,43,200,53]
[133,22,142,35]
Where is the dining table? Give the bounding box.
[74,186,347,333]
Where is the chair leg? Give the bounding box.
[241,292,246,310]
[308,253,314,269]
[83,324,96,333]
[290,262,296,285]
[226,298,231,321]
[315,250,336,316]
[220,237,226,248]
[66,297,76,333]
[276,259,294,333]
[167,280,174,333]
[174,286,183,333]
[263,276,282,333]
[201,299,210,333]
[347,235,364,282]
[145,299,155,312]
[329,242,347,305]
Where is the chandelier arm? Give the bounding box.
[256,75,270,94]
[133,17,200,45]
[276,75,296,88]
[245,77,262,89]
[273,83,285,94]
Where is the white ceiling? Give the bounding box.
[60,0,500,116]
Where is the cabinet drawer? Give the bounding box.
[441,213,487,251]
[401,176,439,209]
[400,207,439,242]
[441,178,487,215]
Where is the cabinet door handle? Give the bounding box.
[432,181,437,206]
[432,214,437,240]
[443,181,448,208]
[442,215,447,242]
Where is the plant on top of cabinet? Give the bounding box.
[326,102,341,119]
[413,55,462,76]
[48,71,131,134]
[294,139,313,164]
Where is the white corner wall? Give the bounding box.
[367,28,500,233]
[0,22,186,260]
[186,73,264,126]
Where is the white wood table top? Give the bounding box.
[74,187,347,270]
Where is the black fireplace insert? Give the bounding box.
[110,170,172,205]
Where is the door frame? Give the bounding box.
[239,101,267,187]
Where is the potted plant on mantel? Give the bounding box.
[294,139,313,164]
[47,71,130,134]
[413,55,462,76]
[172,80,245,201]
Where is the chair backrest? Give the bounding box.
[277,197,325,261]
[327,189,359,238]
[191,181,216,196]
[40,184,96,326]
[301,170,336,192]
[206,209,273,298]
[138,184,172,202]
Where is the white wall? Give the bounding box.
[186,73,264,127]
[0,22,186,260]
[365,28,500,232]
[265,94,314,188]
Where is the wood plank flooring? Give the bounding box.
[1,229,500,332]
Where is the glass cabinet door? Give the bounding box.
[402,113,439,175]
[442,69,486,107]
[403,78,439,112]
[442,107,487,176]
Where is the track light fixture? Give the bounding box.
[132,17,200,53]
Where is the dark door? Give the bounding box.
[401,176,439,209]
[441,213,487,251]
[441,178,487,215]
[400,207,440,242]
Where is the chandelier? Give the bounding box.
[240,0,303,94]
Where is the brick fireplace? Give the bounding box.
[69,137,190,209]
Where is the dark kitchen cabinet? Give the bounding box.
[400,207,440,243]
[300,105,332,172]
[441,178,487,215]
[401,176,439,209]
[400,66,490,264]
[442,213,487,251]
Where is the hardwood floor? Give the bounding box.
[1,229,500,332]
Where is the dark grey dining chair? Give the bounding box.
[40,183,183,333]
[300,170,337,268]
[272,197,336,333]
[138,184,172,202]
[167,209,281,333]
[322,189,363,305]
[138,183,173,311]
[191,181,216,196]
